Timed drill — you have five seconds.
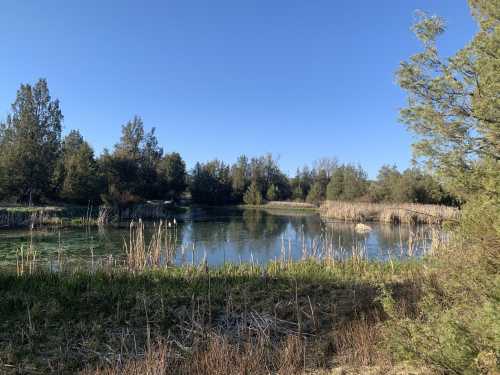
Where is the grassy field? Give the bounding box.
[0,259,425,374]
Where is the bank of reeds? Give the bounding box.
[320,201,459,225]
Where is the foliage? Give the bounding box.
[100,116,168,207]
[306,170,329,204]
[383,3,500,373]
[290,167,313,201]
[382,197,499,374]
[244,181,263,205]
[190,160,232,205]
[230,155,251,202]
[0,79,62,204]
[396,4,500,201]
[58,130,102,204]
[156,152,187,201]
[368,165,454,205]
[326,165,368,201]
[266,183,279,201]
[0,81,462,209]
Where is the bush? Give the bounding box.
[381,197,500,374]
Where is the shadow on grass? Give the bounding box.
[0,267,422,374]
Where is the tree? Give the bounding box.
[230,155,251,202]
[100,116,163,205]
[326,167,344,200]
[190,160,232,205]
[326,165,367,201]
[306,181,325,205]
[114,116,145,160]
[313,157,338,178]
[244,181,263,205]
[266,184,278,201]
[341,165,368,200]
[0,79,62,203]
[139,127,163,198]
[58,130,102,204]
[157,152,187,201]
[368,165,450,204]
[386,6,500,373]
[368,165,401,202]
[396,7,499,201]
[291,167,313,201]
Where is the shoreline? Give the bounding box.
[0,200,459,229]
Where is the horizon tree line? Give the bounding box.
[0,79,456,207]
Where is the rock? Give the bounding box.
[355,223,372,233]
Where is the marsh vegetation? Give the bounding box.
[0,0,498,374]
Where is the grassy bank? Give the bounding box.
[320,201,459,225]
[0,204,187,229]
[0,260,423,374]
[240,201,318,211]
[0,206,94,228]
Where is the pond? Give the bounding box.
[0,207,443,269]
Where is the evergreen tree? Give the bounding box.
[243,181,263,205]
[368,165,401,202]
[396,7,499,201]
[100,116,162,205]
[326,165,367,201]
[306,181,325,204]
[266,184,278,201]
[290,167,313,201]
[0,79,62,203]
[326,167,344,200]
[341,165,368,200]
[157,152,187,201]
[190,160,232,205]
[230,155,250,202]
[59,130,102,204]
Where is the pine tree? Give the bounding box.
[59,130,102,204]
[157,152,187,201]
[326,168,344,200]
[266,184,278,201]
[396,5,499,200]
[243,181,263,205]
[0,79,62,203]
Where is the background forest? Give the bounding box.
[0,82,456,208]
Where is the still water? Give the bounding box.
[0,207,440,268]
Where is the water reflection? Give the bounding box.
[0,207,443,267]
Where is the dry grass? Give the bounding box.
[82,334,307,375]
[124,219,178,271]
[265,201,318,210]
[320,201,459,225]
[334,314,386,367]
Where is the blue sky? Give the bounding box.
[0,1,476,178]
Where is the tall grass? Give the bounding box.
[124,219,178,272]
[320,201,459,225]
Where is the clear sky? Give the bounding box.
[0,1,476,178]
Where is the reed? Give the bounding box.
[320,201,459,225]
[124,219,178,272]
